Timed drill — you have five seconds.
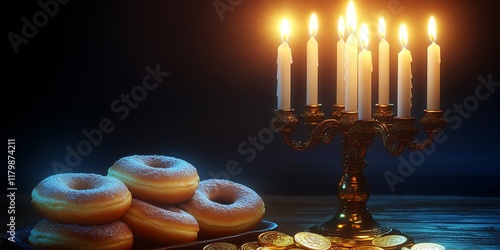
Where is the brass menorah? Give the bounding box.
[272,103,446,247]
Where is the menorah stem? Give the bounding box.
[306,121,394,240]
[339,130,372,206]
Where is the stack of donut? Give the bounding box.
[108,155,265,243]
[29,155,265,249]
[29,173,134,249]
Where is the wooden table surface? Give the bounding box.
[262,195,500,250]
[2,194,500,249]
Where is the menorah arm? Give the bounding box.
[375,110,446,155]
[408,110,447,150]
[272,107,342,151]
[283,119,341,151]
[406,134,436,151]
[374,122,406,156]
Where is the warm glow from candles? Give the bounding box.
[428,16,437,42]
[338,16,345,39]
[309,13,318,37]
[399,24,408,48]
[378,17,386,39]
[346,0,356,34]
[359,24,369,49]
[281,19,290,42]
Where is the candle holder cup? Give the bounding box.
[272,104,446,248]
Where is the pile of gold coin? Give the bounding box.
[202,231,446,250]
[203,231,331,250]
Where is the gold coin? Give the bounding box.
[203,242,238,250]
[330,247,351,250]
[258,231,295,248]
[294,232,331,250]
[324,236,356,247]
[241,241,260,250]
[411,242,446,250]
[351,246,384,250]
[257,247,295,250]
[372,234,408,247]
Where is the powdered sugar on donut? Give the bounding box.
[181,179,265,220]
[178,179,265,238]
[107,155,200,204]
[111,155,197,180]
[33,173,129,203]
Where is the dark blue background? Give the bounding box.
[3,0,500,197]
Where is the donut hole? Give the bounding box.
[68,181,94,190]
[146,159,170,169]
[210,195,236,206]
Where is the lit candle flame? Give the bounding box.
[346,0,356,34]
[378,17,386,39]
[428,16,437,42]
[359,23,369,49]
[309,13,318,37]
[338,16,345,39]
[281,19,290,42]
[399,24,408,48]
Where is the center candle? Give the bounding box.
[307,13,319,105]
[344,0,358,112]
[336,16,345,105]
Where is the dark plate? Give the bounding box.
[5,220,277,250]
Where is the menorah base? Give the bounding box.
[306,213,414,249]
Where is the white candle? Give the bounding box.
[378,17,390,105]
[427,16,441,111]
[358,24,373,120]
[277,19,293,110]
[344,0,358,112]
[336,16,345,105]
[307,13,319,105]
[397,24,413,118]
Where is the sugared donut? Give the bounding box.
[31,173,132,225]
[28,219,134,250]
[107,155,200,204]
[122,198,199,245]
[179,179,265,239]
